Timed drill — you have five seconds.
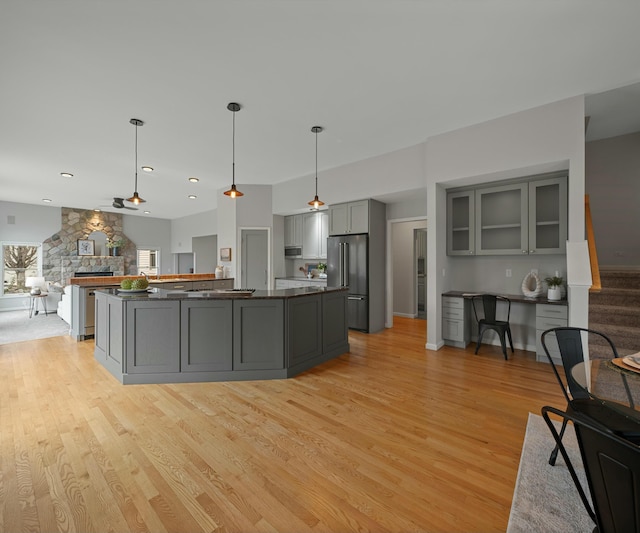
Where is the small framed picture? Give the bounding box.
[220,247,232,261]
[77,239,95,256]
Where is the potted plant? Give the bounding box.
[545,275,563,301]
[106,238,126,256]
[317,262,327,278]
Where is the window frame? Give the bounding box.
[1,241,43,297]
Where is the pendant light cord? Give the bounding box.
[134,123,138,192]
[232,109,236,185]
[315,128,318,195]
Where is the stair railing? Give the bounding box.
[585,195,601,292]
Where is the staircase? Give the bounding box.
[589,270,640,356]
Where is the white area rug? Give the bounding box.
[507,412,593,533]
[0,309,70,345]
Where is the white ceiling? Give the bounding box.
[2,1,640,220]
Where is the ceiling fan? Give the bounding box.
[100,197,139,210]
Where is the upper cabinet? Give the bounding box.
[475,182,529,255]
[447,174,567,256]
[284,214,303,247]
[328,200,369,235]
[447,191,475,256]
[302,211,328,259]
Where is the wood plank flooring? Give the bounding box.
[0,317,564,532]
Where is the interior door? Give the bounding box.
[241,229,269,290]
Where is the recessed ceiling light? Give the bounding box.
[60,172,73,178]
[141,166,154,172]
[188,177,199,183]
[188,195,197,199]
[144,210,151,214]
[42,198,52,203]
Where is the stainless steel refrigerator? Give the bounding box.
[327,234,369,331]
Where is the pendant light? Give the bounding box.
[224,102,244,198]
[126,118,146,205]
[308,126,324,209]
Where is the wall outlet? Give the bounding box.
[506,269,512,278]
[442,268,446,277]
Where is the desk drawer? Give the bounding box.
[443,307,464,320]
[537,304,567,320]
[536,316,567,331]
[443,296,464,309]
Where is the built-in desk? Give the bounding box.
[442,291,568,362]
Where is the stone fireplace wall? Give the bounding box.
[42,207,137,284]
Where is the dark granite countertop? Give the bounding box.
[443,290,568,306]
[97,286,347,301]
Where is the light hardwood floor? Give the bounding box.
[0,317,564,532]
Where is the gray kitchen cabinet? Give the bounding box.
[476,182,529,255]
[442,296,469,348]
[212,279,234,290]
[535,303,568,364]
[322,289,349,353]
[95,292,124,368]
[528,177,568,255]
[287,294,323,368]
[448,174,567,256]
[181,300,233,372]
[302,211,329,259]
[233,299,284,370]
[284,214,303,246]
[447,190,475,256]
[328,199,369,235]
[126,300,180,374]
[192,280,214,290]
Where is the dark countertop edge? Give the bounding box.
[275,277,328,282]
[96,286,346,301]
[70,276,234,286]
[442,290,568,306]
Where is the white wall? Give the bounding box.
[170,209,217,254]
[272,143,425,215]
[122,214,172,274]
[425,96,587,350]
[0,201,61,242]
[217,184,273,282]
[392,220,427,317]
[193,235,217,274]
[586,131,640,268]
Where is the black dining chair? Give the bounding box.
[471,294,514,360]
[541,327,639,467]
[542,405,640,533]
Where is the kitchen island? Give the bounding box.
[94,286,349,384]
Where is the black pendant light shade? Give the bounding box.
[126,118,146,205]
[224,102,244,198]
[308,126,324,209]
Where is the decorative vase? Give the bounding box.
[547,286,562,301]
[521,271,542,298]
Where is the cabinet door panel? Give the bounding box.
[329,204,348,235]
[348,200,369,234]
[287,295,322,366]
[233,300,284,370]
[126,301,180,373]
[529,177,567,254]
[476,183,528,255]
[303,212,321,259]
[181,300,232,372]
[447,191,475,255]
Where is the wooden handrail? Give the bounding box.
[585,194,601,291]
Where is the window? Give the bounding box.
[2,243,42,296]
[137,248,159,277]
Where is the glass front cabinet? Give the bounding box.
[447,174,567,256]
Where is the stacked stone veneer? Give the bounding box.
[42,207,137,284]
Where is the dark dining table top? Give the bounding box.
[571,358,640,420]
